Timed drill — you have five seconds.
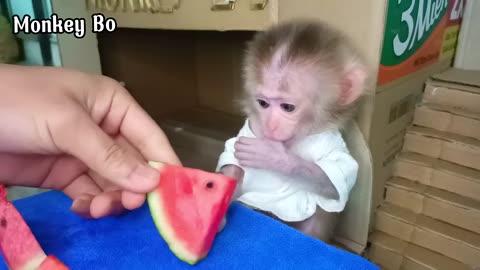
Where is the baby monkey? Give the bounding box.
[216,19,368,242]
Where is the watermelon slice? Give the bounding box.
[0,185,69,270]
[146,161,237,265]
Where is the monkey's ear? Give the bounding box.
[338,64,368,106]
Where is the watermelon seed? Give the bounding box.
[206,182,214,189]
[0,217,6,227]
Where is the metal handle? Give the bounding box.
[147,0,181,13]
[103,0,117,11]
[249,0,268,10]
[211,0,236,11]
[86,0,181,13]
[86,0,118,11]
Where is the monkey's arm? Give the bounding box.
[234,137,358,202]
[285,147,359,210]
[216,136,246,200]
[216,136,247,232]
[285,154,340,200]
[220,164,244,200]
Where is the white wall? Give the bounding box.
[50,0,102,74]
[454,0,480,71]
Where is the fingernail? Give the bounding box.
[71,198,93,219]
[108,201,125,217]
[128,164,160,189]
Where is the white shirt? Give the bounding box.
[215,119,358,222]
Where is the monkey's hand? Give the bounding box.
[217,164,244,233]
[234,137,294,175]
[234,137,339,199]
[220,164,244,199]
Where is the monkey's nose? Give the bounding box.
[266,123,278,132]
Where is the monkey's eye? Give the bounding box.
[257,99,270,108]
[280,103,296,112]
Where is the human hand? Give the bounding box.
[234,137,293,175]
[0,64,181,218]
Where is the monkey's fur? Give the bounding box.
[218,19,369,243]
[241,19,368,138]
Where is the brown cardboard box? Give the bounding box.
[96,27,375,254]
[368,62,453,219]
[368,231,471,270]
[159,107,242,172]
[403,126,480,171]
[413,104,480,141]
[363,2,465,217]
[393,152,480,201]
[384,177,480,234]
[84,0,466,255]
[375,203,480,267]
[423,69,480,114]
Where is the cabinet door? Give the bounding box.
[50,0,102,74]
[86,0,276,31]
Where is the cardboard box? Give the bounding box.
[375,203,480,267]
[367,0,465,219]
[413,103,480,141]
[160,107,243,172]
[423,69,480,114]
[82,0,466,255]
[368,62,452,219]
[368,231,471,270]
[403,126,480,171]
[384,177,480,234]
[95,26,374,254]
[393,152,480,201]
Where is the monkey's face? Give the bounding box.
[250,63,324,142]
[253,87,307,142]
[243,19,368,143]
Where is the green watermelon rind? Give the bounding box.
[146,191,205,265]
[146,162,206,265]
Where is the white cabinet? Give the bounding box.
[86,0,276,31]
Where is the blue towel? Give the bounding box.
[1,191,379,270]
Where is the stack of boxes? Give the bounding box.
[368,68,480,270]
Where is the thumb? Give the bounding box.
[53,110,159,193]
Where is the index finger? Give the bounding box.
[93,79,182,167]
[237,137,258,145]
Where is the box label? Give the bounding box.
[378,0,464,86]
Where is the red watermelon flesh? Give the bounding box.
[0,185,68,270]
[38,255,69,270]
[0,186,6,203]
[146,161,237,265]
[0,185,47,270]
